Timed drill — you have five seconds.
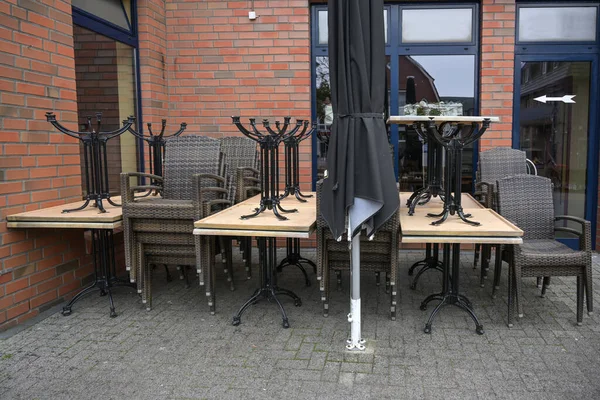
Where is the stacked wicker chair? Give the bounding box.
[121,135,231,313]
[496,174,593,327]
[316,181,400,320]
[473,147,529,289]
[218,137,260,282]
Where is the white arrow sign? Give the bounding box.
[534,95,576,104]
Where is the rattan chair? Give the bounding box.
[121,135,231,312]
[316,181,399,320]
[495,174,593,327]
[473,147,529,287]
[219,136,260,281]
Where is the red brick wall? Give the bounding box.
[0,0,93,329]
[165,0,312,189]
[138,0,169,127]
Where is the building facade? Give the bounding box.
[1,0,599,329]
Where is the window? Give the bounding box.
[518,6,597,43]
[401,8,473,44]
[317,9,389,45]
[72,0,140,196]
[73,26,138,196]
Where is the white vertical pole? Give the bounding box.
[347,233,365,351]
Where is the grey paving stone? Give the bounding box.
[1,251,600,398]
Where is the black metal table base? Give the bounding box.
[408,243,444,290]
[277,238,316,287]
[61,229,135,318]
[421,293,483,335]
[232,237,301,328]
[62,277,134,318]
[420,243,484,335]
[232,117,306,221]
[241,198,297,221]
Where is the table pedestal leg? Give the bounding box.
[61,229,135,318]
[420,243,484,335]
[277,238,316,287]
[232,237,301,328]
[408,243,444,289]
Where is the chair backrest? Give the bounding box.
[163,135,221,200]
[220,136,259,203]
[479,147,528,186]
[220,136,258,173]
[496,174,555,240]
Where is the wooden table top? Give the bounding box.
[400,207,523,244]
[387,116,500,124]
[194,194,317,239]
[399,192,483,210]
[7,197,123,230]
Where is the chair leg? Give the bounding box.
[492,245,502,299]
[473,243,480,269]
[375,271,380,286]
[585,264,593,315]
[244,238,252,280]
[507,263,515,327]
[576,276,584,326]
[385,272,390,294]
[480,245,490,288]
[541,277,550,298]
[515,264,524,318]
[226,239,235,291]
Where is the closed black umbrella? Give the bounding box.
[321,0,399,350]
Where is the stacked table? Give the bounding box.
[7,198,132,317]
[194,194,316,328]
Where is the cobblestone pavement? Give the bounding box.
[2,250,600,399]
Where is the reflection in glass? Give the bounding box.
[317,10,388,45]
[315,56,331,180]
[73,25,138,196]
[518,7,597,42]
[519,61,591,230]
[395,55,476,192]
[402,9,473,43]
[318,11,328,45]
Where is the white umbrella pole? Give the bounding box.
[347,233,365,351]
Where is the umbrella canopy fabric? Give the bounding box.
[321,0,399,240]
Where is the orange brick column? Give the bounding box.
[0,0,90,329]
[479,0,516,150]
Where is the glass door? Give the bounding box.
[514,56,598,246]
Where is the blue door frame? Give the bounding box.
[512,53,600,248]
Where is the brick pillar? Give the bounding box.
[0,0,92,329]
[479,0,516,150]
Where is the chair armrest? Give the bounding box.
[555,215,589,225]
[192,173,227,218]
[237,166,259,176]
[204,199,232,216]
[236,167,261,203]
[120,172,164,203]
[555,215,591,251]
[123,172,163,181]
[474,181,493,208]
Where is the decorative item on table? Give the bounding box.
[46,112,135,213]
[403,100,463,117]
